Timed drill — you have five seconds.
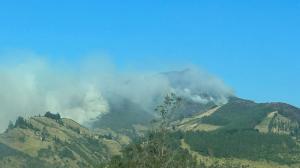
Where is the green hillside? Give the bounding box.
[199,97,300,136]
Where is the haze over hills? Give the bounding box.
[0,69,300,167]
[92,69,231,132]
[0,63,233,133]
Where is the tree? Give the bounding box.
[15,116,27,129]
[105,93,198,168]
[153,92,182,159]
[41,127,49,141]
[155,92,182,129]
[5,120,14,132]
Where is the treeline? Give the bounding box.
[6,116,35,131]
[6,112,62,132]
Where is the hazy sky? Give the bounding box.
[0,0,299,106]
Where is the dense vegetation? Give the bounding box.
[105,130,252,168]
[184,130,300,165]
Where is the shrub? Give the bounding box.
[44,112,61,121]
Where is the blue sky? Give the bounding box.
[0,0,299,106]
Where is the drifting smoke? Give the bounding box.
[0,55,233,132]
[164,68,234,104]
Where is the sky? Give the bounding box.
[0,0,299,106]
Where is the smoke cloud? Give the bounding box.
[0,54,233,132]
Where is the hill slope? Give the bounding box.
[198,97,300,136]
[0,115,122,168]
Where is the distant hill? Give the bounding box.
[91,96,154,137]
[199,97,300,135]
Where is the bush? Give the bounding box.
[58,147,75,160]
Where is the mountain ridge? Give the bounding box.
[1,96,300,167]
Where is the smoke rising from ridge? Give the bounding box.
[0,55,233,132]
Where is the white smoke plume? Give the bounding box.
[165,68,234,104]
[0,54,233,132]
